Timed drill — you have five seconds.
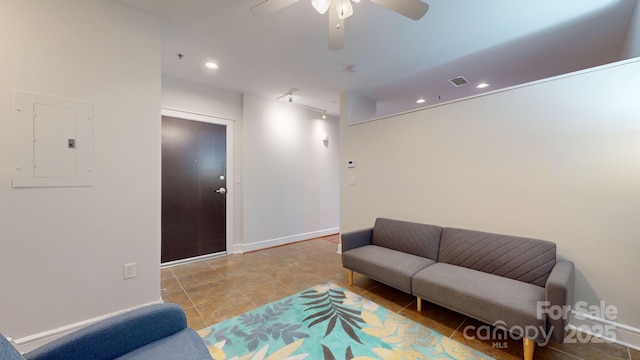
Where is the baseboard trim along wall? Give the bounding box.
[161,251,228,268]
[569,310,640,351]
[236,228,340,253]
[11,300,163,354]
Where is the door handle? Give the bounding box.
[215,187,227,195]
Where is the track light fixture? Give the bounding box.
[277,88,299,102]
[275,88,329,116]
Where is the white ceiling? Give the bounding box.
[117,0,637,116]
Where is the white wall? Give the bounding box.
[161,76,244,252]
[0,0,161,346]
[162,76,242,121]
[342,92,377,125]
[242,95,340,251]
[340,59,640,341]
[622,0,640,59]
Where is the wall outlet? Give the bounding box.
[123,263,136,279]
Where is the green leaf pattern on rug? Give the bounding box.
[200,282,496,360]
[300,286,365,343]
[231,298,309,352]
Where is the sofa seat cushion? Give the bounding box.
[412,263,546,341]
[343,245,435,293]
[116,328,211,360]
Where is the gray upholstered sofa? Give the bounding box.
[0,303,212,360]
[342,218,574,360]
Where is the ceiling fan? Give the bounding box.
[250,0,429,50]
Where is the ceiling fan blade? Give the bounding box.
[370,0,429,20]
[328,1,345,50]
[250,0,299,17]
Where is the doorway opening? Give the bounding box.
[161,108,234,265]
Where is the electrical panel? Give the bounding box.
[13,91,94,187]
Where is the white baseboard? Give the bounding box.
[11,300,163,354]
[237,227,340,253]
[569,310,640,351]
[161,251,227,267]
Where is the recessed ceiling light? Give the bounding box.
[476,82,490,89]
[205,62,219,69]
[416,98,426,104]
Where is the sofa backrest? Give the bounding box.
[0,334,25,360]
[372,218,442,260]
[438,227,556,287]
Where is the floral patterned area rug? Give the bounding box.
[199,282,494,360]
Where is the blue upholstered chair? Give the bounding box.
[1,303,212,360]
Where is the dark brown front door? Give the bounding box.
[161,116,227,263]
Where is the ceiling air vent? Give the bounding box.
[449,76,469,87]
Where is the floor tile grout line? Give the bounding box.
[160,269,176,294]
[396,301,414,315]
[171,268,207,324]
[164,268,186,294]
[451,317,468,339]
[169,261,215,278]
[359,284,381,300]
[238,287,260,310]
[546,345,585,360]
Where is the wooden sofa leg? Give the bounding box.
[416,297,422,312]
[523,337,535,360]
[348,270,353,285]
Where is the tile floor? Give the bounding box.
[161,235,638,360]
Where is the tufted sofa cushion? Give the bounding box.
[371,218,442,261]
[438,228,556,287]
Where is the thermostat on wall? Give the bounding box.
[347,160,356,168]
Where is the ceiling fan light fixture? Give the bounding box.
[336,0,354,19]
[311,0,331,14]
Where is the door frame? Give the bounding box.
[161,107,235,260]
